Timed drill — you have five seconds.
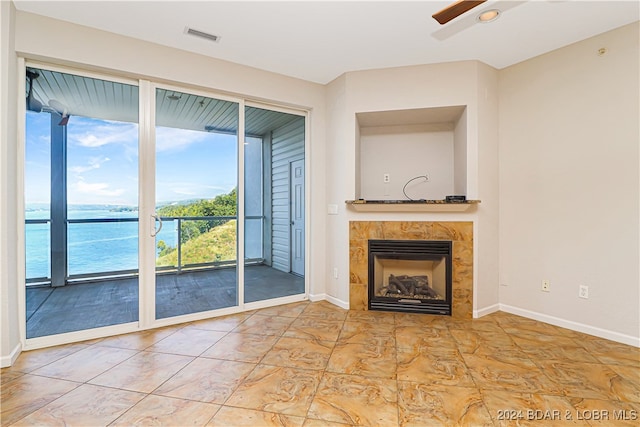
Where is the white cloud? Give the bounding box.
[172,188,197,196]
[156,181,232,202]
[156,127,210,152]
[69,119,213,152]
[71,178,125,197]
[69,122,138,148]
[69,156,110,175]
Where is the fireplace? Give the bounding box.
[368,239,452,315]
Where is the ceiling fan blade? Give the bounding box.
[48,99,69,116]
[432,0,487,25]
[432,12,478,41]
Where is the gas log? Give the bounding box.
[380,274,440,299]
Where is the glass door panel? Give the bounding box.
[243,106,305,303]
[24,67,139,338]
[155,88,239,319]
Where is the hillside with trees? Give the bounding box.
[156,188,237,267]
[156,220,236,266]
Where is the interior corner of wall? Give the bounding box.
[1,341,22,368]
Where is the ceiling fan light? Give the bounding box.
[477,9,500,23]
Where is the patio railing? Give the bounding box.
[25,215,264,285]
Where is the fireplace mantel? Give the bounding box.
[346,199,480,213]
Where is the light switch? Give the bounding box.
[327,204,338,215]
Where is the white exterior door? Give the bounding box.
[290,159,305,276]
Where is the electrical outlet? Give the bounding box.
[383,173,390,183]
[424,173,430,182]
[333,267,338,279]
[579,285,589,299]
[541,279,550,292]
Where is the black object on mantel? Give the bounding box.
[445,195,466,203]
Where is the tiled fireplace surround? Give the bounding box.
[349,221,473,319]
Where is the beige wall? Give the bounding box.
[324,74,349,304]
[359,126,455,200]
[0,0,20,367]
[498,22,639,343]
[475,61,500,312]
[453,108,468,195]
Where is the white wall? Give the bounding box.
[2,11,327,361]
[0,0,21,367]
[453,108,468,195]
[359,125,454,200]
[498,22,639,344]
[324,74,349,304]
[475,61,500,312]
[324,62,500,311]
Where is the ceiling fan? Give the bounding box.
[431,0,526,40]
[48,99,71,126]
[432,0,487,25]
[25,68,71,126]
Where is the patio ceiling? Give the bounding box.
[27,67,300,136]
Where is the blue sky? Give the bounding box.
[25,112,238,207]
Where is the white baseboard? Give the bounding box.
[309,293,350,310]
[474,303,500,318]
[499,304,640,347]
[308,292,325,303]
[1,342,22,368]
[325,294,350,310]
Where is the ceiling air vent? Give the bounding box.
[185,27,220,43]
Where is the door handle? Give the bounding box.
[151,214,163,237]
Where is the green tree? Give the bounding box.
[155,188,238,250]
[156,239,175,257]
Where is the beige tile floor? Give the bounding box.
[2,301,639,426]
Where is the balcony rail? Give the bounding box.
[25,214,264,285]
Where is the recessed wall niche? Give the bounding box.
[356,106,467,201]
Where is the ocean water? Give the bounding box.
[25,210,176,279]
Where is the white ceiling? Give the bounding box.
[13,0,640,84]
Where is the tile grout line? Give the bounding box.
[298,305,349,424]
[109,308,300,426]
[100,314,252,425]
[207,304,309,421]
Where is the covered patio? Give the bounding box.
[26,264,304,338]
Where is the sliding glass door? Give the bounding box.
[23,65,307,343]
[243,105,305,303]
[24,66,139,338]
[154,88,239,319]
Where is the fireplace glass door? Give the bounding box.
[372,256,447,302]
[368,240,452,315]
